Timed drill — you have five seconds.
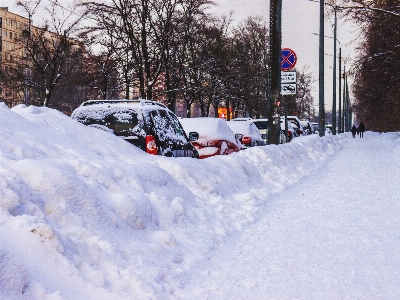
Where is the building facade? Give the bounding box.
[0,7,30,107]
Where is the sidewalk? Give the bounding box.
[178,133,400,299]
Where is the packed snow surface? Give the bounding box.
[1,103,399,299]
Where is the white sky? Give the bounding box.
[1,101,399,299]
[2,0,361,113]
[211,0,361,114]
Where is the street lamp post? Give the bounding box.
[342,65,346,132]
[311,0,341,136]
[318,0,325,137]
[332,10,337,135]
[338,48,342,133]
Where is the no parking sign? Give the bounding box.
[280,48,297,71]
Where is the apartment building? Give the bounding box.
[0,7,30,106]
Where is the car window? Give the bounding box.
[107,111,140,135]
[74,108,144,136]
[150,110,187,143]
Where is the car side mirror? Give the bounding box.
[188,132,199,141]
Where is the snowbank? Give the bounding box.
[0,103,349,299]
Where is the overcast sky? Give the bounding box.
[3,0,361,114]
[211,0,360,114]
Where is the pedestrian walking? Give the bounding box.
[351,125,357,138]
[358,122,365,138]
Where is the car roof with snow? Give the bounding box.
[71,99,169,118]
[180,117,238,145]
[226,120,262,139]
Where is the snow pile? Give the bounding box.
[0,103,348,299]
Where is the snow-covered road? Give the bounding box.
[177,135,400,299]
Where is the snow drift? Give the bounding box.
[0,103,349,299]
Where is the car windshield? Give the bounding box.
[150,110,188,144]
[253,121,268,130]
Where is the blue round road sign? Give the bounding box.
[280,48,297,71]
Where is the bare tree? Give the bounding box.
[17,0,85,107]
[338,0,400,131]
[296,66,316,120]
[226,16,269,118]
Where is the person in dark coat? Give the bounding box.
[351,125,357,138]
[358,122,365,138]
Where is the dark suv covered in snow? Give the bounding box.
[71,99,199,158]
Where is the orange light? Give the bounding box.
[218,107,233,120]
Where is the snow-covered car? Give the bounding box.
[311,122,319,134]
[252,119,268,143]
[71,99,199,158]
[325,124,333,135]
[180,117,241,159]
[287,116,303,137]
[300,120,313,135]
[232,117,252,121]
[280,117,296,142]
[227,120,265,149]
[252,118,286,144]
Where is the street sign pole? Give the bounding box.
[280,60,297,143]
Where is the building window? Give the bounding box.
[10,32,12,40]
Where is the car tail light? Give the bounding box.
[146,135,158,155]
[241,136,252,145]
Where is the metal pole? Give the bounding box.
[346,79,351,130]
[267,0,282,145]
[285,96,288,141]
[338,48,342,133]
[25,68,29,106]
[332,10,337,135]
[318,0,325,137]
[342,66,346,131]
